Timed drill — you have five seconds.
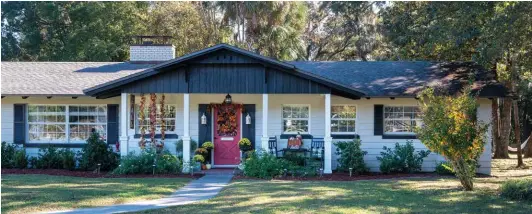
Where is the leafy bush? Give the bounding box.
[35,146,63,169]
[78,132,119,171]
[113,148,181,175]
[59,149,76,170]
[243,151,290,179]
[193,154,205,163]
[1,142,17,168]
[500,179,532,201]
[435,161,455,175]
[377,141,430,174]
[416,87,488,191]
[202,141,214,150]
[334,139,368,174]
[14,149,28,169]
[28,156,38,169]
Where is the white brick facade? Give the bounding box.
[130,45,175,62]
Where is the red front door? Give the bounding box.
[213,104,241,165]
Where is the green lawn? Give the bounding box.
[138,176,532,214]
[1,174,191,214]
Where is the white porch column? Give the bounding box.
[119,93,129,157]
[324,93,333,174]
[182,93,191,172]
[261,94,269,152]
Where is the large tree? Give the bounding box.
[1,1,149,61]
[382,2,532,162]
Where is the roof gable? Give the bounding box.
[84,44,366,98]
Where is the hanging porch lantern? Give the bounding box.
[224,94,232,104]
[245,113,252,125]
[201,113,207,125]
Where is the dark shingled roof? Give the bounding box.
[1,59,506,97]
[288,61,507,97]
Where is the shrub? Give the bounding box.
[435,161,455,175]
[1,142,17,168]
[113,148,181,175]
[416,86,488,191]
[334,139,368,174]
[59,149,76,170]
[243,151,290,179]
[14,149,28,169]
[500,179,532,201]
[377,141,430,174]
[78,132,119,171]
[36,146,63,169]
[238,138,252,151]
[28,156,38,169]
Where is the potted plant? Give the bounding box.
[238,138,252,151]
[202,141,214,168]
[192,154,205,171]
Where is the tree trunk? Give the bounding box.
[494,97,511,158]
[491,99,500,154]
[524,133,532,158]
[513,100,525,167]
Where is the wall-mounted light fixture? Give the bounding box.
[224,94,232,104]
[201,113,207,125]
[245,113,251,125]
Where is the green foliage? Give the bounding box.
[416,87,488,190]
[78,132,119,171]
[243,152,290,179]
[500,179,532,201]
[193,154,205,163]
[334,139,368,174]
[377,141,430,174]
[14,149,28,169]
[113,149,181,175]
[435,162,455,175]
[28,157,38,169]
[59,149,76,170]
[1,142,18,168]
[238,138,252,151]
[202,141,214,150]
[35,147,63,169]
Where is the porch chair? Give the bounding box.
[268,137,282,157]
[310,137,325,168]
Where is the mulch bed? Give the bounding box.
[2,168,204,179]
[233,172,448,181]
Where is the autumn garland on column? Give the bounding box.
[149,93,157,148]
[139,94,146,149]
[158,94,166,151]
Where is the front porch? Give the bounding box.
[116,93,335,173]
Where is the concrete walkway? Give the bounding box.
[48,173,233,214]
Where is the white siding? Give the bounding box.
[1,94,493,174]
[1,103,14,143]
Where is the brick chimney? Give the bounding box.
[130,36,175,63]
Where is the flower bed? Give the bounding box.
[233,171,449,181]
[3,168,203,179]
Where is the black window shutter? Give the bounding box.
[198,104,212,147]
[374,105,384,136]
[13,104,26,144]
[242,104,256,149]
[107,104,119,144]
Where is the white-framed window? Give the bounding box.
[28,105,67,142]
[69,105,107,142]
[27,105,108,143]
[384,106,422,134]
[136,104,176,134]
[331,105,357,134]
[282,105,310,133]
